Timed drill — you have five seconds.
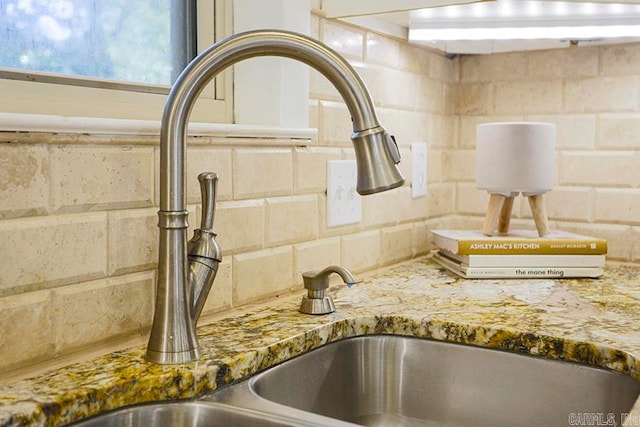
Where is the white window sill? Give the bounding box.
[0,112,317,141]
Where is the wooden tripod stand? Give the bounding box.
[482,193,549,237]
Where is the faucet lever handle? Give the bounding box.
[187,172,222,324]
[198,172,218,231]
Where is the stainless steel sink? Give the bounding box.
[212,335,640,427]
[69,335,640,426]
[67,401,313,426]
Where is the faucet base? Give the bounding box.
[145,347,201,365]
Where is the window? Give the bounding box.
[0,0,231,123]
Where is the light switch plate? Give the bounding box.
[412,143,428,198]
[327,160,361,227]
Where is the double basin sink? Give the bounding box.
[71,335,640,426]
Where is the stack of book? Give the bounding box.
[431,229,607,279]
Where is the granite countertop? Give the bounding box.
[2,256,640,426]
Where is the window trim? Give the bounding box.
[0,111,317,141]
[0,0,232,124]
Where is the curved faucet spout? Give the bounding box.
[147,30,404,364]
[160,29,403,211]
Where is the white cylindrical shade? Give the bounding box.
[475,122,556,196]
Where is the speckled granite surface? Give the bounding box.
[1,256,640,426]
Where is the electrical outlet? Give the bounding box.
[412,142,428,198]
[327,160,361,227]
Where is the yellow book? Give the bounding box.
[432,229,607,256]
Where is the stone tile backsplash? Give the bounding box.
[1,14,640,377]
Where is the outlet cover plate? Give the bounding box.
[327,160,361,227]
[411,142,428,198]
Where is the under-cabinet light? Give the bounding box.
[409,24,640,41]
[408,1,640,43]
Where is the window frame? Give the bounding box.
[0,0,232,124]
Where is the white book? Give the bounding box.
[433,251,604,279]
[442,252,605,268]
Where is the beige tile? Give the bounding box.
[428,183,456,218]
[322,20,364,60]
[600,43,640,76]
[0,144,49,219]
[397,147,412,186]
[379,68,420,110]
[50,145,154,213]
[559,152,639,187]
[595,189,640,224]
[418,77,447,113]
[413,221,431,256]
[362,189,403,227]
[631,227,640,263]
[527,115,596,150]
[449,149,475,181]
[215,200,265,254]
[456,183,490,216]
[310,13,320,40]
[449,215,484,231]
[265,195,318,246]
[154,146,233,207]
[376,109,430,147]
[598,114,640,149]
[564,76,638,113]
[108,208,158,275]
[318,101,353,147]
[430,52,458,82]
[427,149,445,184]
[308,100,320,137]
[407,187,430,222]
[293,237,341,286]
[200,258,232,317]
[456,115,523,149]
[0,213,107,294]
[0,290,53,372]
[341,230,380,273]
[494,80,562,115]
[233,246,293,305]
[443,83,456,115]
[293,147,342,194]
[429,114,454,149]
[455,83,493,116]
[232,148,292,199]
[527,47,598,79]
[399,43,432,74]
[366,33,400,67]
[363,186,428,225]
[352,62,383,106]
[186,147,233,203]
[558,222,632,261]
[537,187,592,222]
[310,67,341,101]
[51,272,154,351]
[380,224,414,266]
[461,52,527,82]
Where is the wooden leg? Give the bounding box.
[482,194,506,236]
[496,196,515,235]
[528,194,550,236]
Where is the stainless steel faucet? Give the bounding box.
[146,30,405,364]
